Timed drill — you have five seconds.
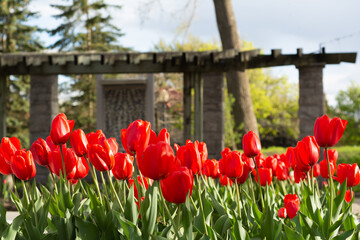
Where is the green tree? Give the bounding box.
[50,0,124,132]
[0,0,43,148]
[329,82,360,145]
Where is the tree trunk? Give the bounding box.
[213,0,259,142]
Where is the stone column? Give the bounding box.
[297,63,325,139]
[30,75,59,183]
[203,72,224,159]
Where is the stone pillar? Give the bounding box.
[203,72,224,159]
[297,63,325,139]
[30,75,59,183]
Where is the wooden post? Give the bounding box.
[0,75,6,138]
[183,72,192,141]
[194,72,203,141]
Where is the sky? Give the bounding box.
[29,0,360,106]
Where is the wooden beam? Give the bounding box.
[0,51,355,75]
[194,72,203,141]
[183,72,192,141]
[0,75,6,138]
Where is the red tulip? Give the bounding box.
[50,113,75,145]
[160,166,193,204]
[70,129,88,157]
[149,128,170,145]
[202,159,220,179]
[87,139,115,172]
[31,138,51,166]
[285,200,300,219]
[196,141,208,166]
[242,131,261,158]
[121,120,151,155]
[345,189,353,203]
[314,115,347,148]
[112,153,133,180]
[279,153,290,169]
[320,159,335,179]
[46,136,66,151]
[137,141,177,180]
[219,150,243,179]
[219,174,233,186]
[11,150,36,181]
[176,140,201,174]
[312,163,320,177]
[0,149,12,175]
[294,167,307,183]
[333,163,360,187]
[87,130,106,145]
[129,176,149,200]
[278,207,287,218]
[284,194,300,219]
[275,161,289,181]
[286,147,297,169]
[284,194,300,207]
[294,136,319,172]
[236,154,255,184]
[324,149,338,165]
[72,157,89,180]
[1,137,21,164]
[253,168,272,186]
[255,153,265,168]
[48,148,77,179]
[107,138,119,155]
[265,156,277,173]
[221,148,231,159]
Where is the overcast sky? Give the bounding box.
[30,0,360,106]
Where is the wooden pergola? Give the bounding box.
[0,48,357,160]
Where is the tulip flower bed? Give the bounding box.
[0,113,359,239]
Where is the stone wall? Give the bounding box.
[297,64,325,139]
[203,72,225,159]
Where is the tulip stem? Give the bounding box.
[311,166,315,193]
[176,204,181,233]
[84,156,103,204]
[159,181,181,239]
[100,172,110,201]
[21,180,30,206]
[196,175,208,235]
[235,180,242,220]
[325,148,334,227]
[132,155,144,201]
[253,157,265,210]
[59,145,70,190]
[190,196,198,212]
[249,178,256,204]
[12,175,18,197]
[49,171,58,193]
[25,181,39,228]
[122,180,127,205]
[107,171,124,213]
[280,181,287,195]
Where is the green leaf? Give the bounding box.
[140,182,158,239]
[333,179,347,221]
[283,225,305,240]
[214,214,231,236]
[332,229,354,240]
[115,214,142,240]
[75,216,100,240]
[252,202,263,225]
[261,208,281,240]
[1,214,25,240]
[328,203,352,235]
[182,194,193,240]
[299,211,321,238]
[124,184,138,225]
[233,221,249,240]
[23,215,41,240]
